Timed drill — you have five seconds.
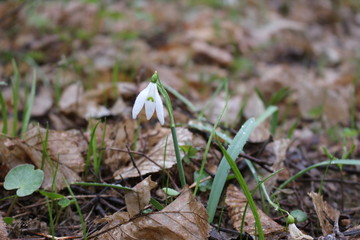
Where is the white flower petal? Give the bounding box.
[142,83,156,120]
[145,100,156,119]
[132,84,150,119]
[155,91,164,125]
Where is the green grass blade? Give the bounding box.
[72,182,132,191]
[217,139,264,239]
[207,118,256,223]
[85,121,101,178]
[188,123,232,143]
[276,159,360,193]
[163,83,198,113]
[0,91,8,134]
[65,180,87,240]
[150,197,164,210]
[194,80,228,196]
[21,70,37,138]
[11,59,20,137]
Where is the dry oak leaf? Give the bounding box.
[225,184,284,237]
[125,176,157,218]
[1,125,86,191]
[308,192,340,236]
[114,128,203,179]
[91,189,209,240]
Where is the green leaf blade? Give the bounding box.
[207,118,256,223]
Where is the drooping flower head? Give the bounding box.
[132,72,164,125]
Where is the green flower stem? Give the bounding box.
[153,72,186,187]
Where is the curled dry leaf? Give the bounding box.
[92,189,209,240]
[308,192,340,236]
[114,128,203,179]
[125,176,157,218]
[225,184,284,237]
[0,125,87,191]
[288,223,313,240]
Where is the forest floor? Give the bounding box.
[1,0,360,239]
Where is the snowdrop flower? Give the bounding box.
[132,79,164,125]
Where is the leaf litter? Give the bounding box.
[1,0,360,239]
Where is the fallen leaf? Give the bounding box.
[265,139,291,191]
[243,92,266,119]
[225,184,284,236]
[114,128,204,179]
[92,189,209,240]
[297,81,351,125]
[288,223,313,240]
[125,176,157,218]
[0,125,87,191]
[96,119,136,172]
[249,122,271,143]
[252,16,305,45]
[308,192,340,236]
[191,41,233,66]
[31,86,53,116]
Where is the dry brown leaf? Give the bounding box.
[59,82,84,113]
[0,125,87,190]
[244,92,266,119]
[31,86,54,116]
[114,128,204,179]
[92,189,209,240]
[225,184,284,236]
[249,123,271,143]
[125,176,157,218]
[252,16,305,45]
[191,41,233,66]
[96,119,136,172]
[288,223,313,240]
[308,192,340,236]
[204,93,243,124]
[297,81,351,125]
[265,139,291,191]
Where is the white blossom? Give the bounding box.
[132,82,164,125]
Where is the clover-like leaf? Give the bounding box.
[4,164,44,197]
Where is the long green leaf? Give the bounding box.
[0,91,8,134]
[194,80,228,196]
[276,159,360,193]
[207,118,256,223]
[11,59,20,137]
[72,182,132,191]
[21,70,37,138]
[217,139,264,239]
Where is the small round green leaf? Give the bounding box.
[162,187,180,197]
[39,190,65,200]
[58,198,74,208]
[290,209,308,223]
[4,164,44,197]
